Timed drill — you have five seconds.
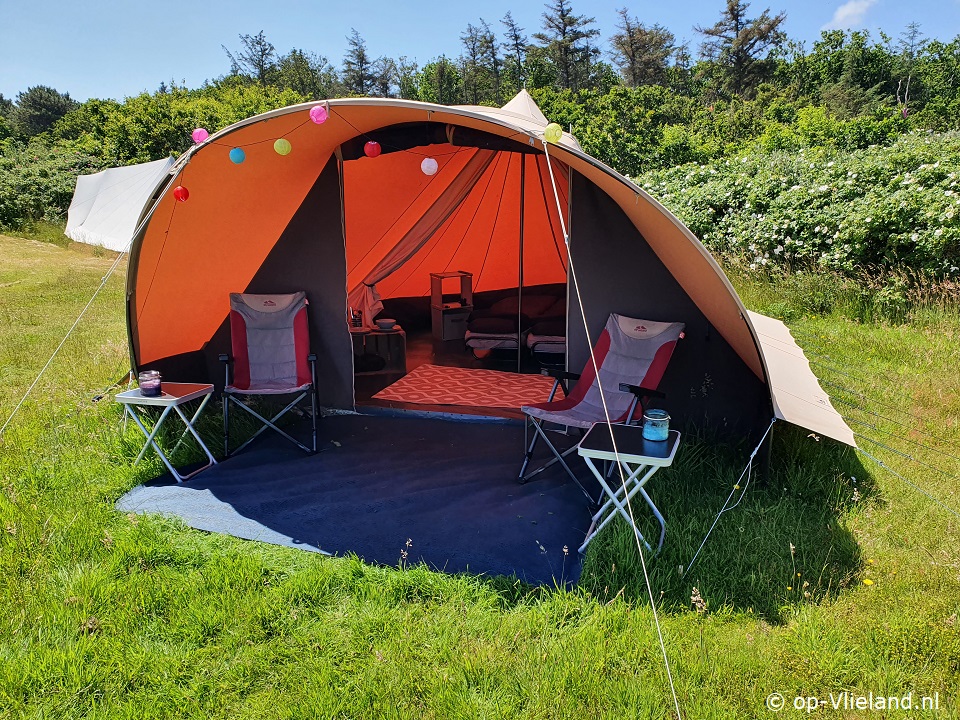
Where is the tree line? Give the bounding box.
[1,0,959,253]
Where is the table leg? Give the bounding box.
[578,458,663,554]
[170,394,216,464]
[125,398,217,483]
[637,485,667,553]
[129,404,174,465]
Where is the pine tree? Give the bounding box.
[695,0,786,96]
[10,86,78,137]
[276,49,341,99]
[501,12,529,92]
[533,0,600,91]
[610,8,675,87]
[461,23,488,104]
[222,31,278,85]
[896,22,928,113]
[371,57,398,98]
[342,29,375,96]
[480,20,503,104]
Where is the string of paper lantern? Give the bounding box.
[176,104,564,202]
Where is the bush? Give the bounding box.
[639,131,960,276]
[0,139,105,230]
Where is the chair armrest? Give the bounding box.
[219,353,231,388]
[541,368,580,399]
[543,368,581,382]
[617,384,666,424]
[619,383,666,400]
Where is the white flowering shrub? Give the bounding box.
[639,131,960,276]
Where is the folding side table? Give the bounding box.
[577,424,680,554]
[116,382,217,483]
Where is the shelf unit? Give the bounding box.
[430,271,473,341]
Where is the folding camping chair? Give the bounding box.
[518,314,684,501]
[219,292,319,456]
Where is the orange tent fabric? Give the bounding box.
[120,91,853,444]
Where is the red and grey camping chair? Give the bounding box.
[219,292,318,456]
[519,314,685,501]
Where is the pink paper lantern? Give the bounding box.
[191,128,209,144]
[173,185,189,202]
[364,140,381,158]
[309,105,328,124]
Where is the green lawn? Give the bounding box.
[1,234,958,718]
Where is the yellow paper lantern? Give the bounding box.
[274,138,292,156]
[544,123,563,144]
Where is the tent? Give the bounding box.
[86,91,852,446]
[65,157,175,251]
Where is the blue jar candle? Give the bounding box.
[642,408,670,441]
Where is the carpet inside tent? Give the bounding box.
[117,413,594,586]
[371,364,556,408]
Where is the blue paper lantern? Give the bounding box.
[229,147,246,164]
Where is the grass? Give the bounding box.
[1,233,959,718]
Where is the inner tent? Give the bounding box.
[341,127,572,406]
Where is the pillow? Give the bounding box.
[468,316,521,334]
[529,318,566,337]
[488,294,559,318]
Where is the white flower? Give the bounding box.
[935,228,944,237]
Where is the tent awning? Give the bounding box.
[65,157,175,252]
[748,311,855,447]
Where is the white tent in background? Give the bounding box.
[65,157,175,252]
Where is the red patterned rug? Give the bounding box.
[372,364,556,409]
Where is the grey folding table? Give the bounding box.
[577,424,680,554]
[116,382,217,482]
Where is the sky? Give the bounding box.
[2,0,959,102]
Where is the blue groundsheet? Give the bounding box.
[118,413,593,586]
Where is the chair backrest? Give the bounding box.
[229,292,311,391]
[567,314,684,423]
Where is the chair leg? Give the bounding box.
[519,418,594,503]
[229,392,314,455]
[223,392,231,457]
[518,418,541,482]
[310,385,318,453]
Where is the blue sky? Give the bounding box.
[2,0,958,102]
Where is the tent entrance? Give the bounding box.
[342,134,570,415]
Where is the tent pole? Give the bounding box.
[517,155,525,374]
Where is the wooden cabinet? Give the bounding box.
[430,271,473,341]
